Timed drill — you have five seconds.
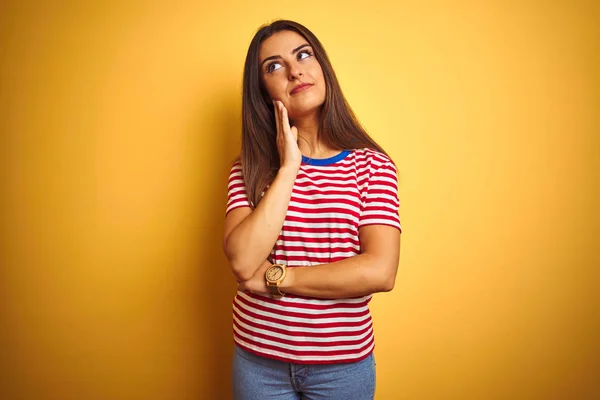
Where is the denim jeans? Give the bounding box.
[232,345,376,400]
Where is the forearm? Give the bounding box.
[280,254,397,299]
[225,166,298,280]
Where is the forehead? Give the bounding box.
[259,30,309,62]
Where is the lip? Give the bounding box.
[290,83,313,95]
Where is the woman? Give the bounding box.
[223,20,402,400]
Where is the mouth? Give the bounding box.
[290,83,313,95]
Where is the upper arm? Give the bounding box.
[223,206,252,252]
[223,161,252,252]
[358,160,402,232]
[357,156,402,277]
[358,225,401,272]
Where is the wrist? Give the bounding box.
[280,267,295,292]
[278,164,300,176]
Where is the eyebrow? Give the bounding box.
[260,43,312,69]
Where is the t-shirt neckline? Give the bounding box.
[301,150,351,166]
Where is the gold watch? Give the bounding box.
[265,264,287,299]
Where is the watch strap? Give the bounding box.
[267,282,284,299]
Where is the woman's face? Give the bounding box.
[259,30,326,120]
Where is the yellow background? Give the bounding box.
[1,1,598,399]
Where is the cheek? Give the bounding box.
[262,80,276,98]
[317,79,326,98]
[311,62,325,80]
[264,79,289,101]
[310,65,326,96]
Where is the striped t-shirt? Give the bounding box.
[226,148,401,364]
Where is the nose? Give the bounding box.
[288,64,303,80]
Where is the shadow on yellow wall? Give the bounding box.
[1,1,598,399]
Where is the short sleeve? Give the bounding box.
[226,161,251,215]
[358,161,402,232]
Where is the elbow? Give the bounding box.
[379,276,396,292]
[376,257,399,293]
[364,274,395,294]
[229,258,255,282]
[223,241,254,282]
[372,266,397,293]
[363,252,399,293]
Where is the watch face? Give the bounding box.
[266,266,283,281]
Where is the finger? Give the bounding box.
[278,101,285,137]
[281,102,292,133]
[273,100,281,138]
[281,106,298,142]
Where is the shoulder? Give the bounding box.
[227,159,246,185]
[229,158,243,174]
[349,148,396,172]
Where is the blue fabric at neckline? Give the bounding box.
[301,150,351,166]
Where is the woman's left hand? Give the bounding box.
[237,262,272,296]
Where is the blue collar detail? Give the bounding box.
[301,150,351,166]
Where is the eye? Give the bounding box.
[298,50,313,60]
[266,61,282,73]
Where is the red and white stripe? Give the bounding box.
[226,148,401,364]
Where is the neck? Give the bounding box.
[291,110,339,158]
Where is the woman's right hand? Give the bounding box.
[273,100,302,170]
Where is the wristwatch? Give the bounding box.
[265,264,287,299]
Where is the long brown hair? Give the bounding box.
[241,20,388,207]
